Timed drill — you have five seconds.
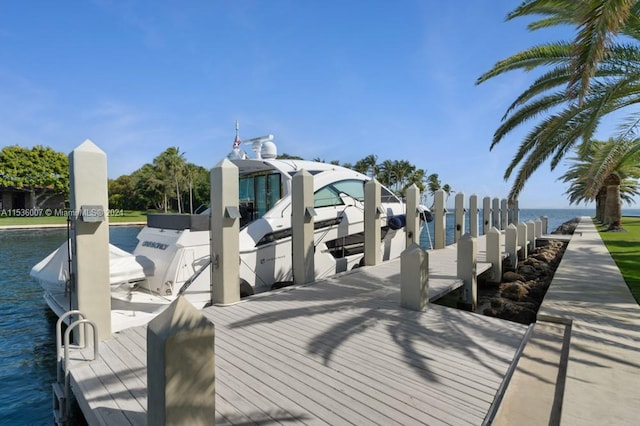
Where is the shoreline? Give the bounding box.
[0,221,146,231]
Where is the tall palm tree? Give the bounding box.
[153,147,187,213]
[561,138,640,228]
[354,154,378,176]
[405,168,427,193]
[477,0,640,200]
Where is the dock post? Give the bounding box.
[401,243,429,311]
[210,159,240,305]
[405,184,420,247]
[454,192,465,243]
[434,189,446,249]
[541,216,548,234]
[486,227,502,284]
[147,296,215,426]
[364,179,381,266]
[517,222,528,260]
[500,199,508,230]
[513,199,520,223]
[527,221,536,252]
[69,140,111,342]
[505,224,518,270]
[457,234,477,311]
[469,194,478,237]
[534,218,543,238]
[482,196,491,235]
[292,169,315,284]
[492,198,500,229]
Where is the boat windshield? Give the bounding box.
[239,172,282,227]
[314,179,400,207]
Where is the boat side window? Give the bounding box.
[314,179,365,208]
[239,172,282,227]
[381,186,401,203]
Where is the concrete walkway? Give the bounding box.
[494,216,640,425]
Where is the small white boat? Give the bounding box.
[31,131,430,332]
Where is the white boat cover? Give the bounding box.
[30,241,146,289]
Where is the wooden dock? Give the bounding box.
[64,234,529,425]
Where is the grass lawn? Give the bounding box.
[599,216,640,304]
[0,209,149,226]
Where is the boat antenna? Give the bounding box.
[233,120,241,149]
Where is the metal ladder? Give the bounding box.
[52,310,99,426]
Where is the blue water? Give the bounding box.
[419,208,639,248]
[1,208,639,424]
[0,226,140,426]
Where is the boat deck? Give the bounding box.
[65,234,527,425]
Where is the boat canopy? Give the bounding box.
[30,241,146,288]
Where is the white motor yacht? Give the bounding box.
[31,132,430,331]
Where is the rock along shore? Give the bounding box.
[479,218,579,324]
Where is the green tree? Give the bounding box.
[405,168,426,193]
[278,153,304,160]
[132,163,166,211]
[184,163,210,213]
[153,147,187,213]
[476,0,640,200]
[0,145,69,207]
[108,175,136,209]
[354,154,378,176]
[561,138,640,228]
[426,173,453,197]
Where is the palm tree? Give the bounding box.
[405,168,427,193]
[561,138,640,228]
[477,0,640,200]
[354,154,378,177]
[153,147,187,213]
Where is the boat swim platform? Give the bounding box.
[64,234,530,426]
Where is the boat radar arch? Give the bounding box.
[228,133,277,160]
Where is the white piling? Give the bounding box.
[513,199,520,223]
[364,179,381,266]
[505,224,518,270]
[454,192,465,243]
[492,198,500,229]
[469,194,479,237]
[517,222,528,260]
[69,140,110,341]
[405,184,420,247]
[534,218,543,238]
[500,199,508,230]
[527,221,536,252]
[400,244,429,311]
[457,234,477,311]
[210,159,240,305]
[292,169,315,285]
[486,227,502,284]
[434,189,446,249]
[482,196,491,235]
[147,296,215,425]
[541,216,549,234]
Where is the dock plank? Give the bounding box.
[65,235,528,425]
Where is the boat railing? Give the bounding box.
[178,258,212,295]
[53,310,98,425]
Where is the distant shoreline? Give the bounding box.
[0,222,146,231]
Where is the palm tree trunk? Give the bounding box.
[603,175,622,230]
[595,187,607,222]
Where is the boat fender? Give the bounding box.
[387,214,406,230]
[240,279,254,298]
[421,211,434,223]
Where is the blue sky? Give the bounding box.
[0,1,620,208]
